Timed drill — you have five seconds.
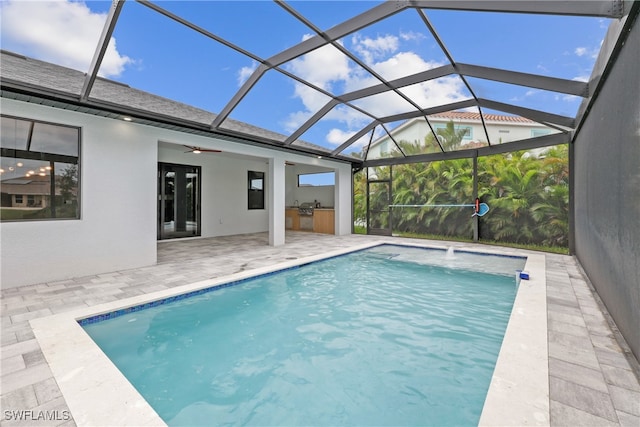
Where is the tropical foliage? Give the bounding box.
[353,131,569,248]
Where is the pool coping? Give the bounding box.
[30,240,548,427]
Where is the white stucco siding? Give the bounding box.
[1,98,354,287]
[285,165,335,208]
[158,145,270,237]
[1,99,158,288]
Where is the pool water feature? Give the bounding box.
[81,245,526,426]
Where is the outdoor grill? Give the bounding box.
[298,202,315,216]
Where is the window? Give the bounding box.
[531,129,552,138]
[298,172,335,187]
[433,123,473,140]
[1,116,80,221]
[248,171,264,210]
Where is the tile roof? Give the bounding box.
[429,111,535,123]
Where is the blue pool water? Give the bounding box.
[82,245,525,426]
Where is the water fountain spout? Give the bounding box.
[446,247,455,259]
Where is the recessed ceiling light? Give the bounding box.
[317,156,322,159]
[123,117,133,122]
[192,149,202,154]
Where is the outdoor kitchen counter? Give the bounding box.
[285,208,334,234]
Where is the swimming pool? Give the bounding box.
[80,244,526,426]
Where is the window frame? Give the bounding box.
[433,123,473,140]
[247,170,265,210]
[531,129,552,138]
[1,115,81,222]
[297,171,335,187]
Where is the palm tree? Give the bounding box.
[435,121,470,151]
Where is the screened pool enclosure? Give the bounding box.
[2,0,639,359]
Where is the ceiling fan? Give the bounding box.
[183,145,222,154]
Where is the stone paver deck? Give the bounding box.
[2,232,639,426]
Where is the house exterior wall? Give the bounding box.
[285,165,335,208]
[158,146,270,237]
[573,14,640,360]
[1,99,158,288]
[1,98,353,288]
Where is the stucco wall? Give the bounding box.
[285,165,335,208]
[1,99,158,288]
[1,99,353,287]
[158,145,270,237]
[573,13,640,359]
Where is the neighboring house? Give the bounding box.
[0,174,70,208]
[367,111,557,159]
[1,177,50,208]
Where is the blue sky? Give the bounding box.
[0,1,610,153]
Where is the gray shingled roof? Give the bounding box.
[0,50,338,160]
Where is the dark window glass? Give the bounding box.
[1,116,80,221]
[248,171,264,210]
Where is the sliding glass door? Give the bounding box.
[158,163,201,240]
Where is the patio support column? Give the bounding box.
[334,163,353,235]
[268,156,286,246]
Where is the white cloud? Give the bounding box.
[352,34,398,65]
[561,94,579,102]
[237,62,258,86]
[575,45,600,60]
[326,128,357,145]
[575,47,588,57]
[0,0,132,77]
[283,32,467,148]
[288,41,351,90]
[399,31,425,42]
[370,51,441,82]
[536,64,549,73]
[573,75,589,83]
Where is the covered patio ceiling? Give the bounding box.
[0,0,629,166]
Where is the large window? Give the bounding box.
[298,172,335,187]
[1,116,80,221]
[248,171,264,210]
